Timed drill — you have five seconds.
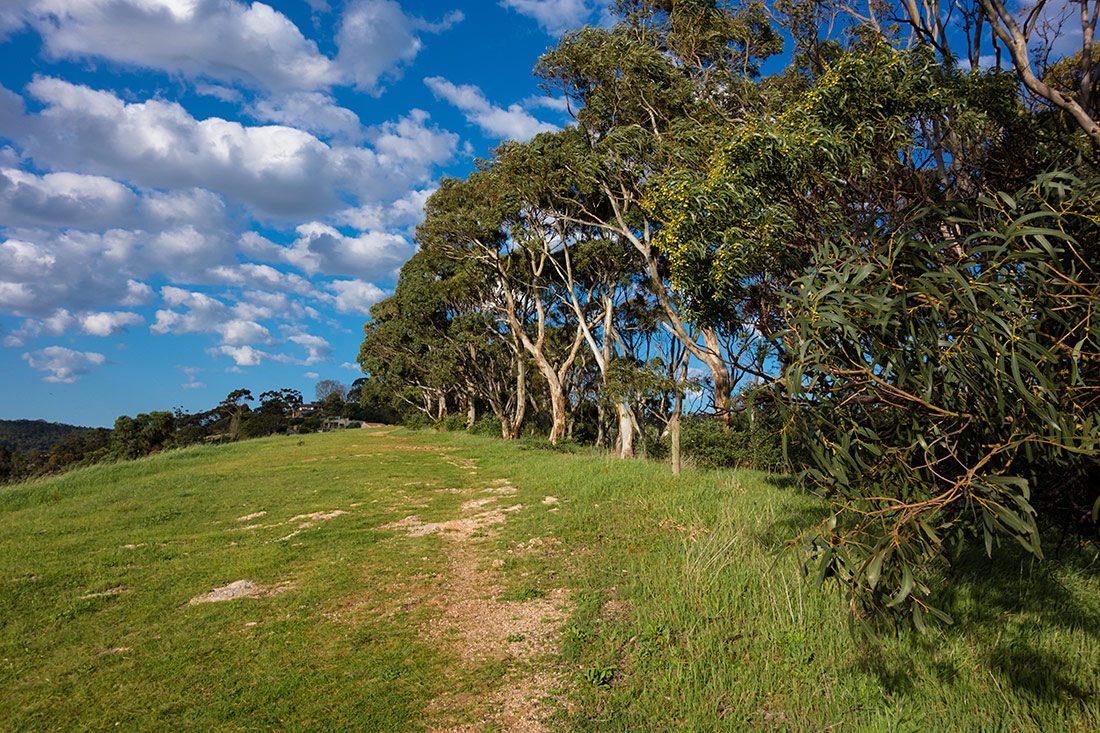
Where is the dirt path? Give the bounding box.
[377,463,570,731]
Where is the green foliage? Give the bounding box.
[645,45,1026,329]
[784,171,1100,631]
[580,664,616,688]
[0,419,88,453]
[436,414,467,432]
[110,412,175,460]
[678,409,784,471]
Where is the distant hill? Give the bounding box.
[0,419,90,453]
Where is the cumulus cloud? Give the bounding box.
[195,83,244,103]
[205,263,312,294]
[288,332,332,364]
[327,279,387,315]
[0,168,230,236]
[242,223,413,281]
[120,279,155,307]
[248,92,363,140]
[0,83,28,137]
[151,287,270,345]
[29,0,337,92]
[337,1,464,92]
[525,94,571,113]
[425,77,558,141]
[337,187,434,231]
[215,344,267,366]
[499,0,600,35]
[0,224,234,317]
[14,78,457,219]
[22,345,107,382]
[209,331,330,367]
[2,308,143,346]
[0,167,136,228]
[14,0,462,95]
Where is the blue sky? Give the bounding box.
[0,0,610,427]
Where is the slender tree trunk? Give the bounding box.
[671,383,683,476]
[547,380,567,444]
[465,385,476,430]
[509,357,527,439]
[616,401,634,458]
[702,328,731,428]
[596,402,607,448]
[436,392,447,421]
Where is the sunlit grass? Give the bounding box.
[1,428,1097,730]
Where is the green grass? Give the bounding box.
[1,428,1098,731]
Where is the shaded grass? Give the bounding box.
[2,428,1098,731]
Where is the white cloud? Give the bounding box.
[248,92,363,140]
[30,0,338,92]
[0,238,56,280]
[80,310,144,336]
[0,168,229,237]
[151,287,269,345]
[499,0,600,35]
[371,108,461,168]
[120,279,155,306]
[17,78,457,219]
[337,1,463,93]
[0,83,28,137]
[337,187,434,231]
[211,334,328,367]
[206,263,312,294]
[14,0,463,95]
[195,83,244,103]
[303,371,320,379]
[20,308,146,338]
[22,345,107,382]
[327,278,387,315]
[0,167,137,229]
[525,94,571,113]
[216,344,266,366]
[288,332,332,364]
[425,77,558,141]
[250,222,413,281]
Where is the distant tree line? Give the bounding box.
[0,419,90,453]
[356,0,1099,630]
[0,379,396,485]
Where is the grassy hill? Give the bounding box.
[1,428,1097,731]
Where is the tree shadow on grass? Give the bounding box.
[750,503,832,551]
[838,539,1100,704]
[942,541,1100,637]
[763,474,798,492]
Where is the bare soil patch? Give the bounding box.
[187,579,292,605]
[375,480,569,731]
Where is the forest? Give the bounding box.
[356,0,1100,629]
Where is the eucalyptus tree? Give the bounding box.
[646,44,1032,340]
[358,252,463,421]
[491,131,661,456]
[533,3,782,425]
[417,162,587,445]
